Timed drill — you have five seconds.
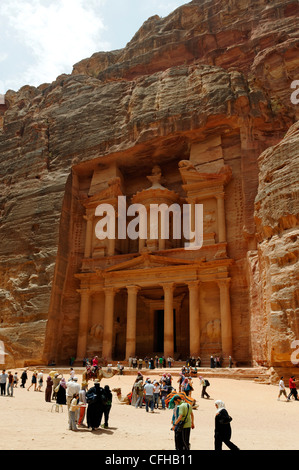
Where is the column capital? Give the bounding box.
[161,282,175,292]
[76,288,91,296]
[217,278,231,288]
[103,286,119,296]
[187,280,200,290]
[126,285,141,294]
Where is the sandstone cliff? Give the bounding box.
[0,0,298,367]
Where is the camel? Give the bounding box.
[112,387,130,405]
[82,366,118,383]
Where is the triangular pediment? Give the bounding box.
[104,253,204,272]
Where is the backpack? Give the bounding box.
[86,390,98,404]
[205,379,210,387]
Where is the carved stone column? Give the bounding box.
[83,214,94,258]
[162,282,175,358]
[125,285,140,359]
[217,279,233,359]
[188,281,200,356]
[216,193,227,243]
[102,287,117,360]
[76,289,90,361]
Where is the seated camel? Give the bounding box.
[112,388,130,405]
[82,366,118,383]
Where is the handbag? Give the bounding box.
[175,404,190,433]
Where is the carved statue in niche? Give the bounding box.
[205,319,221,342]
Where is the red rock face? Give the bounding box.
[0,0,298,367]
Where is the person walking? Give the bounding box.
[52,373,62,401]
[7,371,14,397]
[288,376,299,401]
[13,372,18,388]
[37,370,44,391]
[45,375,53,402]
[200,376,210,399]
[171,395,194,450]
[214,400,240,451]
[144,379,155,412]
[20,369,28,388]
[27,371,38,391]
[0,370,8,396]
[278,377,290,401]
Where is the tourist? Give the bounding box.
[45,375,53,402]
[196,357,201,367]
[167,356,173,368]
[66,376,80,409]
[153,380,160,409]
[144,379,155,412]
[128,356,133,368]
[210,356,215,368]
[78,381,88,426]
[229,356,233,368]
[0,370,8,396]
[288,376,299,401]
[37,370,44,391]
[86,379,105,430]
[20,369,28,388]
[200,376,210,399]
[52,373,62,400]
[138,358,143,370]
[27,371,38,391]
[92,356,99,372]
[182,378,191,396]
[144,356,149,368]
[278,377,290,401]
[134,375,144,409]
[149,358,155,369]
[13,372,18,388]
[7,371,14,397]
[100,385,113,428]
[177,373,185,392]
[69,393,80,431]
[160,380,169,410]
[56,377,67,405]
[171,394,194,450]
[214,400,240,450]
[69,367,75,379]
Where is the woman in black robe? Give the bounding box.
[86,380,104,430]
[56,378,67,405]
[214,400,240,451]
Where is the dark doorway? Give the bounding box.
[154,309,177,353]
[154,310,164,352]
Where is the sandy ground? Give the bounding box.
[1,368,298,451]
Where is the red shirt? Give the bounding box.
[289,378,296,389]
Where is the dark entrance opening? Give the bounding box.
[154,309,177,353]
[154,310,164,352]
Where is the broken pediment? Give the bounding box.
[104,252,205,272]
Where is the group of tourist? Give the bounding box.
[130,372,174,411]
[128,356,174,370]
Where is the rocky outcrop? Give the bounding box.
[0,0,298,367]
[250,121,299,367]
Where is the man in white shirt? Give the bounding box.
[278,376,290,401]
[144,379,155,412]
[66,377,81,409]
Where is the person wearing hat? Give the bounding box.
[171,395,194,450]
[66,377,80,409]
[86,379,105,430]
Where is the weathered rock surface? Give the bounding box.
[0,0,298,367]
[251,121,299,366]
